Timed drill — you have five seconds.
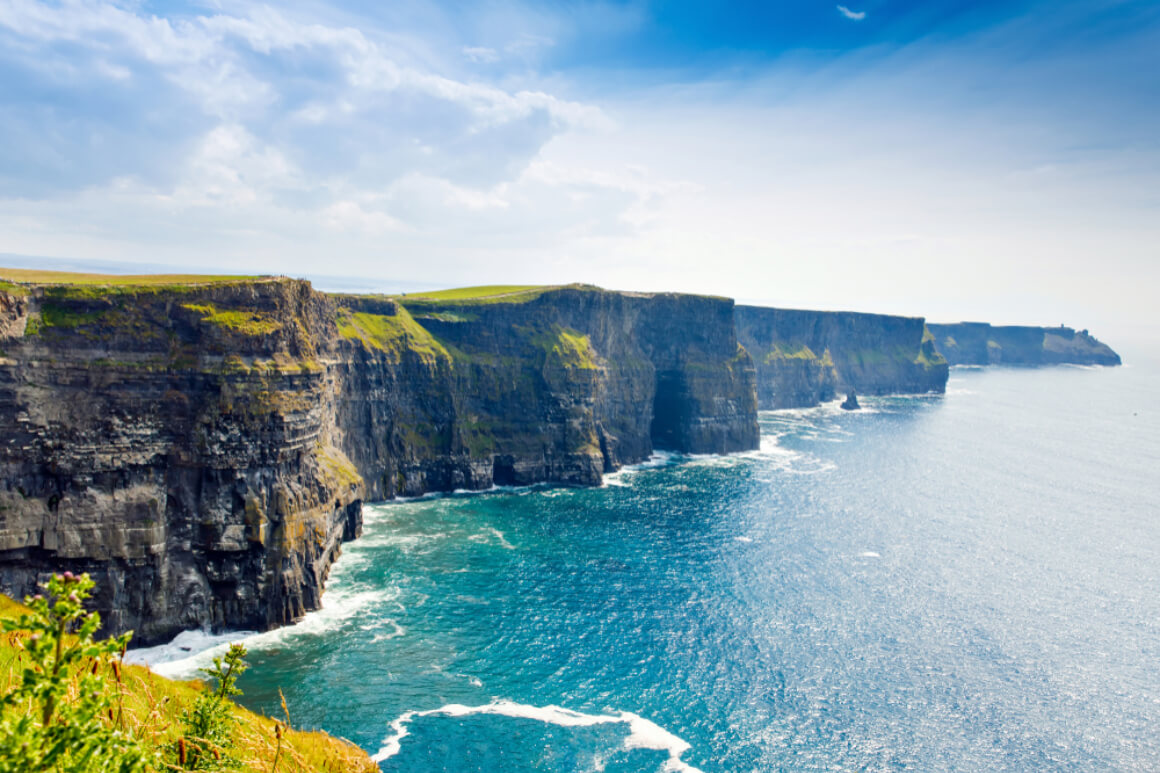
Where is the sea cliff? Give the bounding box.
[0,271,1119,645]
[0,277,757,642]
[734,306,949,409]
[928,323,1122,366]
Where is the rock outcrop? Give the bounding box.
[927,323,1121,366]
[0,278,362,643]
[0,279,758,642]
[734,306,949,409]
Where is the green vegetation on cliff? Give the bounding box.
[0,578,376,772]
[763,344,823,363]
[183,303,284,336]
[336,306,450,363]
[528,325,600,369]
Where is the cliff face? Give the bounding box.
[928,323,1121,367]
[734,306,949,409]
[0,279,363,643]
[332,286,759,499]
[0,280,757,641]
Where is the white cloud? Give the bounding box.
[462,46,500,63]
[0,0,1156,337]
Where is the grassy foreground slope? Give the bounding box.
[0,595,377,773]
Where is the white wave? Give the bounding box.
[372,700,703,772]
[859,551,882,558]
[467,527,515,550]
[380,491,443,504]
[139,585,398,679]
[356,532,447,552]
[378,482,543,506]
[370,618,406,643]
[602,451,680,487]
[124,629,257,670]
[734,536,754,543]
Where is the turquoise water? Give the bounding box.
[146,363,1160,771]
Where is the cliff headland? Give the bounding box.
[928,322,1122,366]
[0,270,1120,644]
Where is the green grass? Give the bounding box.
[336,306,450,363]
[529,325,599,369]
[763,343,819,363]
[398,284,546,302]
[0,595,378,772]
[0,268,264,287]
[182,302,283,336]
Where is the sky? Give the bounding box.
[0,0,1157,340]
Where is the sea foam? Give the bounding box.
[131,584,397,678]
[372,700,704,772]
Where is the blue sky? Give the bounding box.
[1,0,1157,338]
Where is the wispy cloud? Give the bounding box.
[836,5,867,21]
[462,46,500,63]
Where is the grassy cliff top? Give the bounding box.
[395,283,731,306]
[0,268,269,287]
[397,284,553,304]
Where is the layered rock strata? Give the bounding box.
[927,323,1121,366]
[0,280,758,641]
[0,279,362,643]
[734,306,949,409]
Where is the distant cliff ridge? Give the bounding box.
[0,277,757,642]
[735,306,949,409]
[928,323,1121,367]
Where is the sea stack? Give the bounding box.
[841,391,860,411]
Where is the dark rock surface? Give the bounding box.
[840,391,860,411]
[0,280,758,641]
[0,279,363,643]
[928,323,1121,366]
[734,306,949,409]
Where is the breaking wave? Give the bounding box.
[372,700,704,772]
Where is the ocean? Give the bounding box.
[136,361,1160,771]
